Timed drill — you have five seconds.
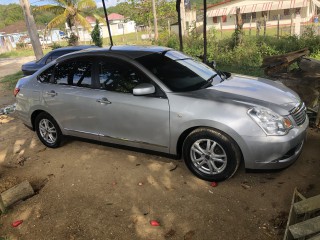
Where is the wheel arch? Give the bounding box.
[176,125,244,163]
[31,110,58,131]
[31,110,46,130]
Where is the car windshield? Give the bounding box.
[136,51,219,92]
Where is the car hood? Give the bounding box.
[172,74,301,114]
[212,74,300,107]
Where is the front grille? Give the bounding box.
[290,102,307,126]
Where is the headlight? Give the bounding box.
[248,107,293,136]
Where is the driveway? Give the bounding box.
[0,57,319,240]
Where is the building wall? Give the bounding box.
[67,20,136,42]
[205,0,317,30]
[207,6,315,30]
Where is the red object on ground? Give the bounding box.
[150,220,160,226]
[210,182,218,187]
[12,220,23,227]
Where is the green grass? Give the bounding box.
[0,32,151,59]
[219,64,265,77]
[0,48,51,59]
[0,71,24,90]
[103,32,152,46]
[0,237,11,240]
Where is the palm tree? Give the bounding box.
[35,0,96,36]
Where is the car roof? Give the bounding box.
[52,45,97,52]
[56,45,173,62]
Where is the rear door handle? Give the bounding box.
[46,90,57,97]
[96,97,111,104]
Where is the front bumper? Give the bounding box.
[242,116,308,170]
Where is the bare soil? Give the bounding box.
[0,58,319,240]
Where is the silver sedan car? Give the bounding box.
[15,46,308,181]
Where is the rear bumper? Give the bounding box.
[242,117,308,170]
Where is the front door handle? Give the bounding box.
[96,97,111,104]
[46,90,57,97]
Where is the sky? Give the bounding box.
[0,0,119,8]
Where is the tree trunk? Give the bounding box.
[263,15,267,37]
[203,0,207,63]
[235,8,243,45]
[19,0,43,60]
[0,180,34,212]
[152,0,158,41]
[176,0,183,51]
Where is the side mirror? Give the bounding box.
[133,83,155,96]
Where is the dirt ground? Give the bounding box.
[0,58,319,240]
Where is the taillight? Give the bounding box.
[14,88,20,97]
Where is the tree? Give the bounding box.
[19,0,43,60]
[34,0,96,36]
[234,7,244,46]
[91,20,102,47]
[152,0,158,40]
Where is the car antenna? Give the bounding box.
[102,0,113,46]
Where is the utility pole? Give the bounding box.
[19,0,43,60]
[152,0,158,40]
[203,0,207,63]
[176,0,183,51]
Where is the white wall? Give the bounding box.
[67,20,137,42]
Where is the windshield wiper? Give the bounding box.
[201,73,218,89]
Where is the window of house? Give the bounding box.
[118,23,124,29]
[221,15,227,22]
[213,17,218,23]
[284,9,290,16]
[252,12,256,19]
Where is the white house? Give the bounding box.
[206,0,320,30]
[171,10,198,35]
[67,13,136,42]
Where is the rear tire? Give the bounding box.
[35,112,62,148]
[183,128,241,182]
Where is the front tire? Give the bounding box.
[35,112,62,148]
[183,128,241,182]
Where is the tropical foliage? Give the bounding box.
[0,4,24,29]
[34,0,97,32]
[96,0,177,27]
[91,20,103,47]
[156,26,320,77]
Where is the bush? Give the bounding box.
[154,27,320,76]
[16,42,26,49]
[91,20,103,47]
[51,42,62,50]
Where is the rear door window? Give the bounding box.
[52,59,93,88]
[37,66,54,83]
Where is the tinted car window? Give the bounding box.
[136,52,218,92]
[45,50,73,64]
[37,66,54,83]
[53,60,93,87]
[98,59,150,93]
